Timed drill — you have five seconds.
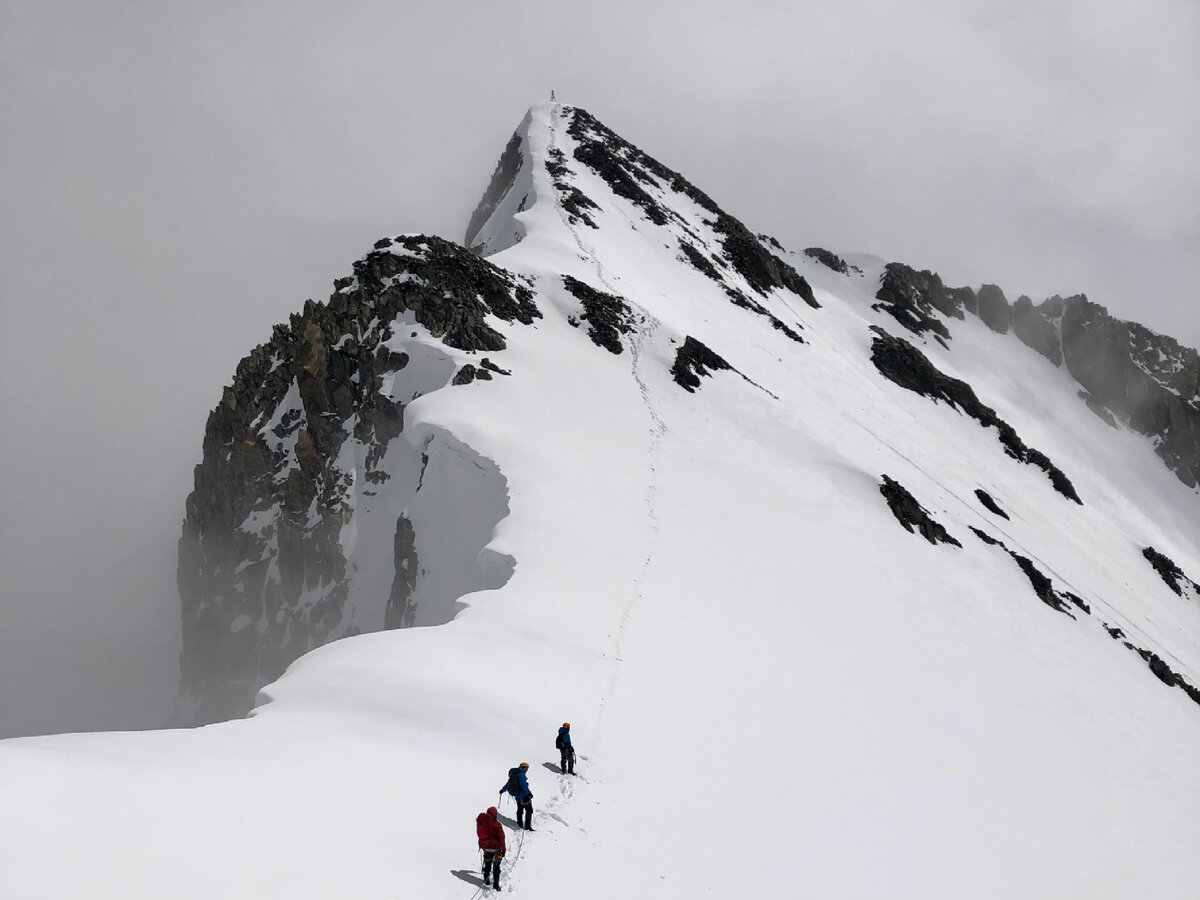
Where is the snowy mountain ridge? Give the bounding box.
[4,101,1200,899]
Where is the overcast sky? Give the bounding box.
[2,0,1197,738]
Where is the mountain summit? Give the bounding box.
[6,102,1199,899]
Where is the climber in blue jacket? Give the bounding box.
[556,722,576,775]
[500,762,534,830]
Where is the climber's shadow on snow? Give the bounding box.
[542,762,563,774]
[450,869,486,888]
[496,811,521,830]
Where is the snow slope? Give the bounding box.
[2,102,1199,899]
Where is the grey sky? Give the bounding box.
[2,0,1197,738]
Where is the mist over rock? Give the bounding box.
[976,283,1012,334]
[863,256,1200,489]
[177,235,529,724]
[1058,295,1200,487]
[1011,294,1062,365]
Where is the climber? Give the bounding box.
[556,722,576,775]
[476,806,506,889]
[500,762,534,830]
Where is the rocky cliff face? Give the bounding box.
[177,235,535,724]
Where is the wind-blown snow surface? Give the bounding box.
[3,102,1200,899]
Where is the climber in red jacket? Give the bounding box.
[476,806,506,889]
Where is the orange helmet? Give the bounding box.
[562,722,570,728]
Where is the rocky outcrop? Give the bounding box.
[177,235,534,725]
[974,488,1010,519]
[804,247,860,275]
[562,275,635,355]
[968,525,1200,709]
[873,263,975,342]
[879,476,961,547]
[976,284,1012,334]
[968,528,1077,616]
[1108,631,1200,709]
[564,106,819,325]
[546,146,599,230]
[1142,546,1199,599]
[671,336,733,392]
[869,327,1082,503]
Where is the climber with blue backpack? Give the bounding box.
[500,762,534,830]
[555,722,576,775]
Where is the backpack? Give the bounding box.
[505,767,522,796]
[555,733,564,751]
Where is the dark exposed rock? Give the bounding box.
[967,528,1072,615]
[870,327,1082,503]
[1104,623,1200,711]
[713,214,820,308]
[1059,295,1200,487]
[1147,653,1178,686]
[1011,295,1062,365]
[969,526,1001,546]
[678,239,723,283]
[872,263,968,340]
[671,336,732,392]
[561,275,635,355]
[974,488,1010,519]
[351,235,540,352]
[466,131,523,249]
[879,475,962,547]
[385,514,418,629]
[546,147,599,229]
[1062,591,1091,614]
[565,107,818,310]
[1142,546,1198,597]
[568,110,671,226]
[976,284,1012,334]
[722,286,806,344]
[453,364,477,385]
[804,247,853,275]
[480,358,511,376]
[178,234,534,724]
